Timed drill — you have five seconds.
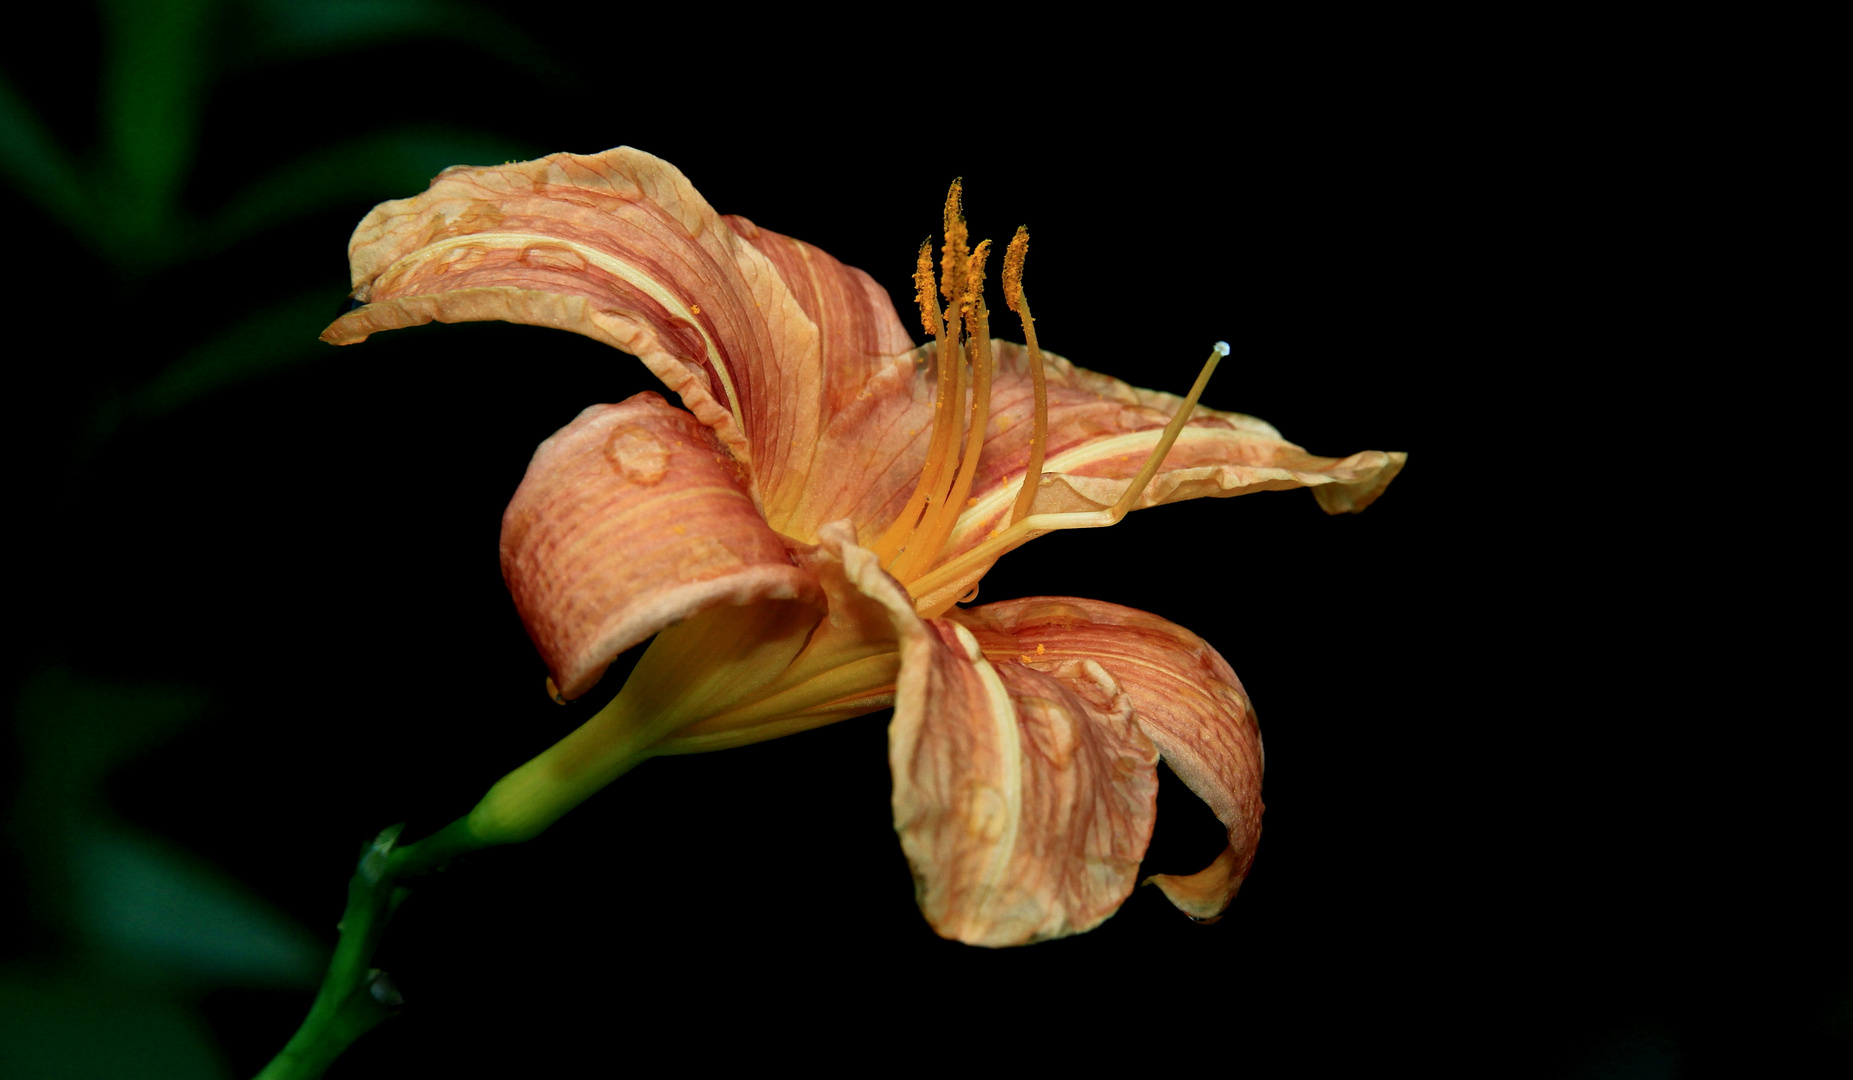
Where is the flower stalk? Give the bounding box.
[254,820,491,1080]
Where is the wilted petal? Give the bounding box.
[950,598,1263,923]
[777,340,1403,561]
[637,520,1170,941]
[500,392,817,701]
[939,342,1407,561]
[320,147,915,532]
[890,617,1161,946]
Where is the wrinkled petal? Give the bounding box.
[319,146,1401,556]
[889,617,1161,947]
[949,598,1263,923]
[321,147,912,536]
[765,339,1404,562]
[938,342,1406,562]
[762,527,1166,945]
[499,392,817,701]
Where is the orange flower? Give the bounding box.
[322,148,1404,945]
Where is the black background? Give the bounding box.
[2,5,1838,1078]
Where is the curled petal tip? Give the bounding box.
[1142,846,1249,923]
[500,394,817,701]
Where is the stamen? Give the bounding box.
[871,239,962,563]
[908,341,1229,616]
[1003,226,1048,526]
[891,239,994,584]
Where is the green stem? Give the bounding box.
[254,818,490,1080]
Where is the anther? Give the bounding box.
[913,240,939,337]
[1002,226,1029,314]
[940,180,969,309]
[961,239,992,323]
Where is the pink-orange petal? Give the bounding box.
[499,392,817,701]
[936,342,1407,563]
[949,597,1264,923]
[720,215,936,541]
[889,616,1161,946]
[320,147,839,532]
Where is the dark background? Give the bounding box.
[1,3,1838,1077]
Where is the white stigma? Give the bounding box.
[1213,341,1230,357]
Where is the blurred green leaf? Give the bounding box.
[1830,982,1853,1040]
[1561,1025,1680,1079]
[0,70,96,243]
[99,0,220,257]
[15,668,215,797]
[71,823,326,989]
[10,670,324,993]
[119,289,352,426]
[0,967,230,1079]
[202,127,534,252]
[233,0,564,84]
[10,669,215,934]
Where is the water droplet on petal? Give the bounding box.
[604,425,670,484]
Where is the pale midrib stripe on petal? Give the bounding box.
[1038,426,1305,480]
[377,232,745,438]
[943,426,1340,552]
[952,623,1023,916]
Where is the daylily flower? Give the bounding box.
[321,147,1404,946]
